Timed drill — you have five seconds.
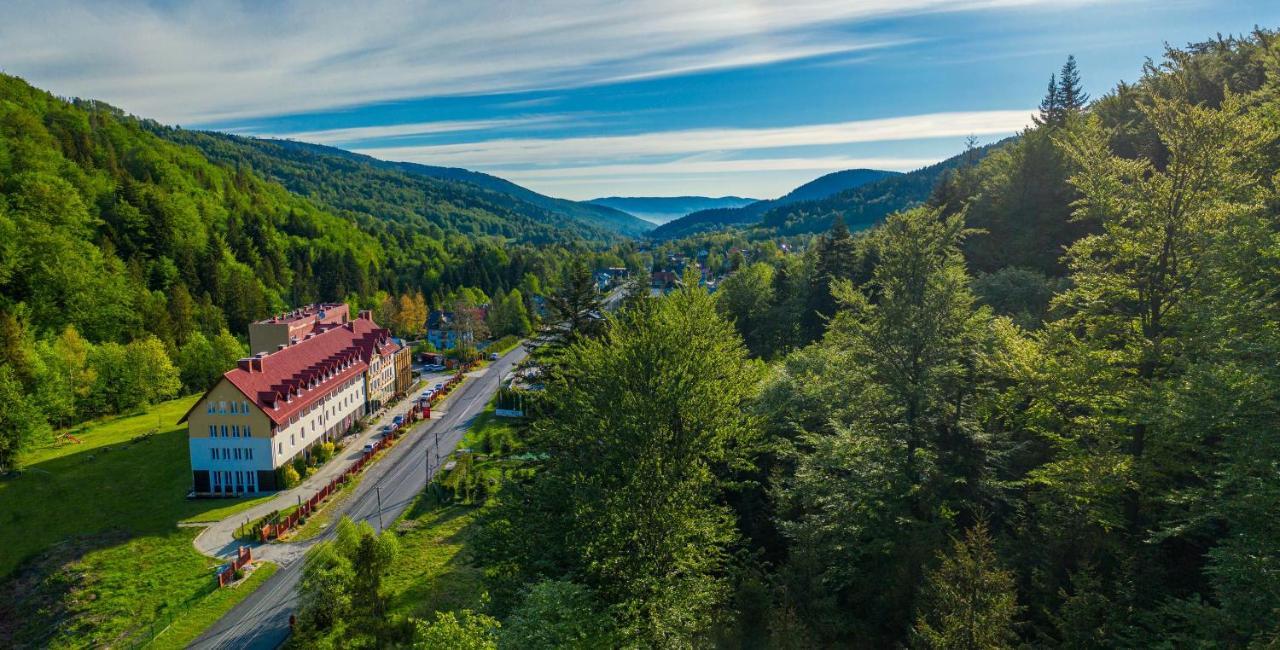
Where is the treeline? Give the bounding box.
[291,31,1280,648]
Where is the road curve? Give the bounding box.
[190,345,528,649]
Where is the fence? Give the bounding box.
[255,374,464,543]
[216,546,253,587]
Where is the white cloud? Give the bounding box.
[256,115,574,146]
[352,109,1033,167]
[1,0,1091,124]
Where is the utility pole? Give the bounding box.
[375,485,383,532]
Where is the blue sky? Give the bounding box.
[3,1,1276,199]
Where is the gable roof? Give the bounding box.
[181,316,400,427]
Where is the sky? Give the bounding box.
[2,1,1276,200]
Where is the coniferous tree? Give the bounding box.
[912,523,1020,650]
[1058,54,1089,112]
[1035,73,1063,126]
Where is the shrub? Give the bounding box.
[314,442,336,464]
[281,464,301,489]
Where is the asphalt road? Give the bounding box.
[190,345,528,649]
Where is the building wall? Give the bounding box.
[187,378,276,494]
[394,348,412,395]
[365,351,396,410]
[188,374,367,494]
[267,375,366,469]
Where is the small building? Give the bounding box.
[427,310,480,351]
[248,303,350,355]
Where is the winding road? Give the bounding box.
[190,345,528,649]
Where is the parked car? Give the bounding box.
[362,443,376,453]
[434,383,443,391]
[392,415,404,426]
[489,352,500,361]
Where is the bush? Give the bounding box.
[281,464,301,489]
[314,442,336,464]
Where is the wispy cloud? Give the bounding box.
[252,115,575,146]
[351,110,1033,168]
[1,0,1092,124]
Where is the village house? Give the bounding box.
[183,307,408,495]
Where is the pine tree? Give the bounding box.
[912,523,1020,649]
[1058,55,1089,112]
[1035,73,1062,126]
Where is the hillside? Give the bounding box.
[587,195,757,224]
[223,138,651,237]
[151,131,642,241]
[649,168,895,239]
[754,142,1005,236]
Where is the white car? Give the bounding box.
[362,443,376,453]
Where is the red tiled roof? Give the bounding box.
[214,317,399,427]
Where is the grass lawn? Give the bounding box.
[385,498,485,619]
[0,395,276,647]
[459,397,521,455]
[150,561,279,650]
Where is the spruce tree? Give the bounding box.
[1058,54,1088,112]
[1035,73,1062,126]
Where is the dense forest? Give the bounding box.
[0,74,628,471]
[290,31,1280,649]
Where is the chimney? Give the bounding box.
[237,358,253,372]
[250,357,264,372]
[358,309,372,321]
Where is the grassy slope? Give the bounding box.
[150,561,279,650]
[385,501,485,619]
[0,395,273,647]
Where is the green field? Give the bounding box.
[0,396,273,647]
[385,499,485,619]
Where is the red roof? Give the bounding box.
[193,317,400,427]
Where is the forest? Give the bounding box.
[0,73,638,472]
[287,32,1280,649]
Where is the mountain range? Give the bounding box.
[586,196,757,225]
[648,168,898,239]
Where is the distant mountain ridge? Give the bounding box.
[587,196,758,224]
[254,140,654,237]
[756,141,1007,236]
[648,168,896,239]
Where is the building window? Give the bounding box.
[290,434,295,447]
[207,402,215,414]
[242,400,250,414]
[219,400,227,413]
[278,442,283,455]
[209,425,216,438]
[210,448,216,460]
[220,425,228,438]
[246,448,253,460]
[230,401,237,414]
[245,425,252,438]
[232,425,240,438]
[234,448,242,460]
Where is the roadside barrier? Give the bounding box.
[255,373,465,543]
[216,546,253,587]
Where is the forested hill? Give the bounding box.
[754,140,1005,236]
[649,167,895,239]
[217,138,654,237]
[151,130,631,243]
